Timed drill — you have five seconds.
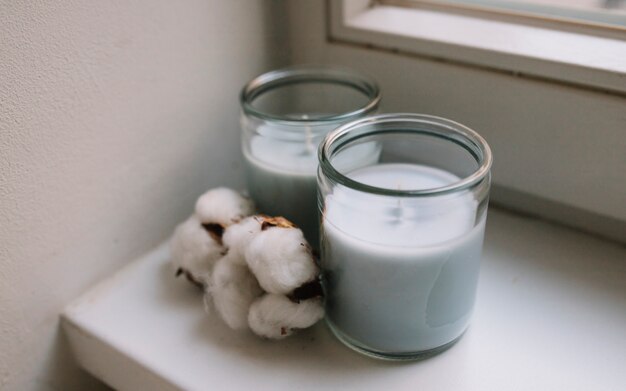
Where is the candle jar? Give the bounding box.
[318,114,492,360]
[240,67,380,246]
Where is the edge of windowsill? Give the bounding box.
[62,209,626,390]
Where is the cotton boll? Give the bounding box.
[248,294,324,339]
[170,215,225,286]
[221,216,264,266]
[246,227,318,294]
[209,258,263,330]
[195,187,255,226]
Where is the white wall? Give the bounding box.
[286,2,626,242]
[0,1,288,390]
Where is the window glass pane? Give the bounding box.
[392,0,626,27]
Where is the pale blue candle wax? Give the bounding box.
[244,126,380,247]
[322,163,485,355]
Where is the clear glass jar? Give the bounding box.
[240,67,380,246]
[318,114,492,360]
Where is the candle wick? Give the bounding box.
[393,183,403,224]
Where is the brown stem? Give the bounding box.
[288,279,323,303]
[202,223,224,244]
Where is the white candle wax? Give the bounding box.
[244,126,380,245]
[322,163,485,354]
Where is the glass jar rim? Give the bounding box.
[318,113,493,197]
[240,66,381,125]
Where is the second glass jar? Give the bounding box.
[240,67,380,246]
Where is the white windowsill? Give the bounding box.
[62,209,626,391]
[331,2,626,94]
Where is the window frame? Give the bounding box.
[330,0,626,95]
